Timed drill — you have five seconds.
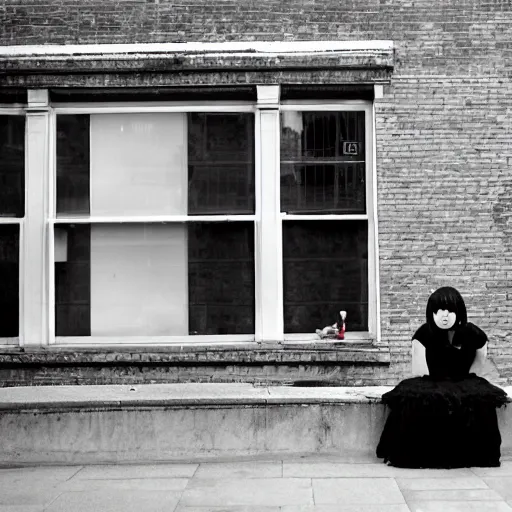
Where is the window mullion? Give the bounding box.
[23,90,50,347]
[255,86,283,342]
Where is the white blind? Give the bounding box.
[90,224,188,336]
[88,113,189,336]
[90,113,187,216]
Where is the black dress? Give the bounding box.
[376,323,508,468]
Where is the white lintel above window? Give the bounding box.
[1,40,394,58]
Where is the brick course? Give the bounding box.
[1,0,512,385]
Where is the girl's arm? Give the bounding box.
[469,344,487,375]
[411,339,429,377]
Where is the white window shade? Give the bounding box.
[90,113,187,216]
[90,224,188,336]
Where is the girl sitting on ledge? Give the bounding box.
[377,286,508,468]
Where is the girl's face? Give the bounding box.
[433,309,457,330]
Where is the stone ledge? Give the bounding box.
[0,382,510,412]
[0,383,392,411]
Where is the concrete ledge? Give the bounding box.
[0,383,392,411]
[0,384,511,465]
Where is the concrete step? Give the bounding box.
[0,383,511,465]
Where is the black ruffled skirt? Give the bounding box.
[376,374,508,468]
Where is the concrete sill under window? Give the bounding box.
[0,342,390,387]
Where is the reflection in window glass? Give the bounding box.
[282,221,368,333]
[56,113,255,217]
[55,222,254,337]
[188,113,254,215]
[280,111,365,214]
[0,225,19,337]
[0,116,25,217]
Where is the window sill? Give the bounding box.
[0,341,390,365]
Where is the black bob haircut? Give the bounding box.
[426,286,468,330]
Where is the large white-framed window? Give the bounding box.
[0,108,25,345]
[2,88,379,347]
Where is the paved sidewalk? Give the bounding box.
[2,455,512,511]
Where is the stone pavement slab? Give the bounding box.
[181,478,313,507]
[62,476,189,491]
[402,488,503,501]
[312,478,405,505]
[43,489,182,512]
[0,489,61,509]
[193,460,282,478]
[396,476,488,491]
[0,467,82,508]
[174,507,280,512]
[75,462,197,479]
[481,476,512,500]
[0,507,45,512]
[283,462,474,478]
[472,461,512,477]
[0,465,81,483]
[0,505,44,512]
[407,502,512,512]
[280,506,410,512]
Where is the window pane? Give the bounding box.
[188,222,254,334]
[280,111,365,214]
[0,115,25,217]
[55,222,254,337]
[282,220,368,333]
[56,115,90,216]
[56,113,255,217]
[0,225,19,337]
[54,224,91,335]
[188,113,254,215]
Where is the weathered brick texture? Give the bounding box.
[2,0,512,385]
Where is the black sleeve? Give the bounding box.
[467,323,488,349]
[412,323,431,348]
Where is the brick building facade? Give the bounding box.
[0,0,511,386]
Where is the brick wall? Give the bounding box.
[2,0,512,384]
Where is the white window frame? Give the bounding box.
[49,102,258,346]
[279,100,379,343]
[0,89,380,348]
[0,108,26,346]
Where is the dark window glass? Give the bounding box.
[55,222,255,337]
[55,224,91,336]
[188,222,254,334]
[0,225,19,337]
[0,116,25,217]
[282,220,368,333]
[281,111,365,214]
[188,113,255,215]
[56,115,90,216]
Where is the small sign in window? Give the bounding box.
[342,141,359,156]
